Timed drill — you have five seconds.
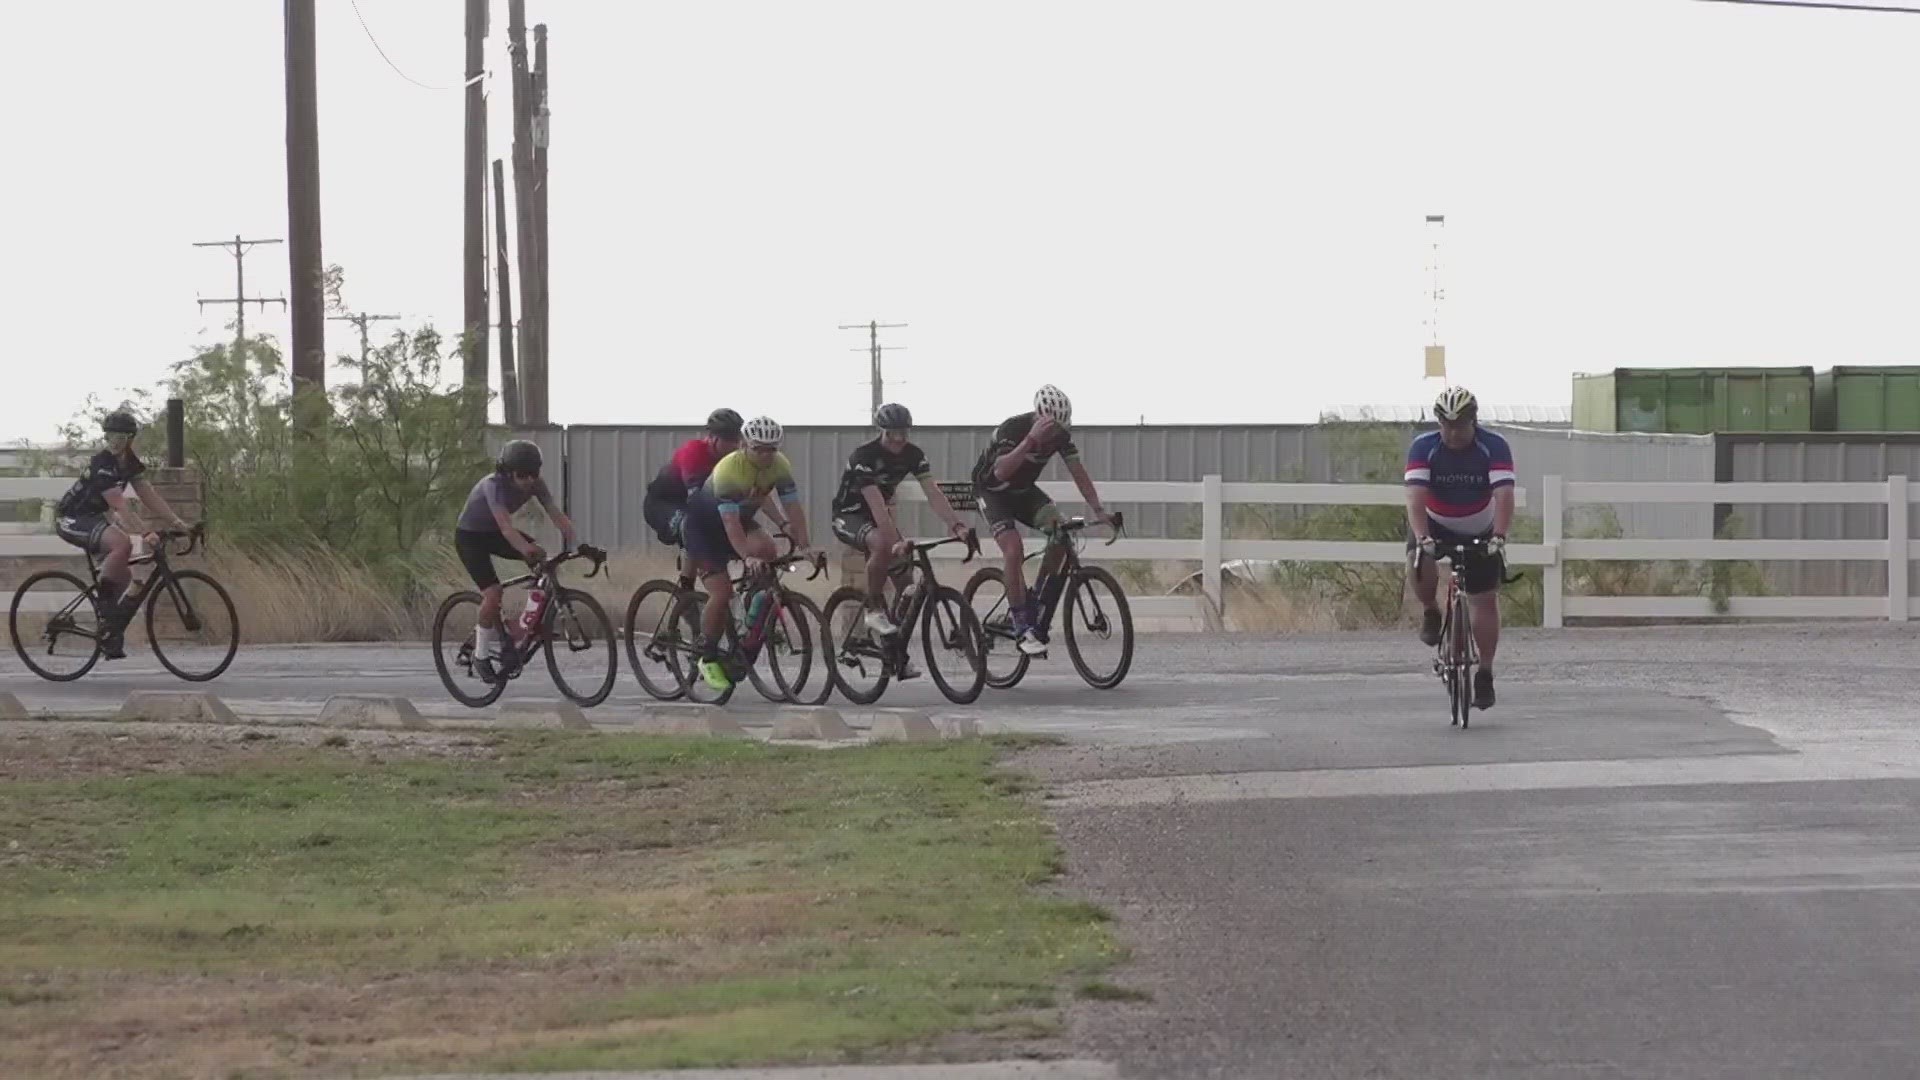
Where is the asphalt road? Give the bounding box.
[8,622,1920,1079]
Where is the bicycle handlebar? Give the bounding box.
[756,532,827,581]
[907,529,981,564]
[149,522,206,559]
[531,544,608,579]
[1055,510,1126,547]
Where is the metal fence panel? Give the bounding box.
[514,423,1718,560]
[1718,434,1920,597]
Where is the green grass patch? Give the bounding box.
[0,731,1117,1078]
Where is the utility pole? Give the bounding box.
[838,320,907,419]
[532,21,551,404]
[507,0,546,425]
[284,0,326,406]
[192,235,286,349]
[328,311,402,364]
[462,0,490,409]
[1423,214,1447,388]
[493,158,523,427]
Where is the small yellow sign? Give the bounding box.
[1424,344,1446,379]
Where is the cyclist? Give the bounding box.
[52,410,195,660]
[455,439,576,681]
[1405,385,1514,710]
[971,384,1115,655]
[831,403,975,653]
[682,416,827,691]
[642,408,743,579]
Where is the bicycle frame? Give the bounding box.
[982,511,1126,644]
[1426,537,1512,727]
[71,526,207,634]
[461,546,607,678]
[839,532,980,667]
[682,534,824,679]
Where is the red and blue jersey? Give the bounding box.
[1405,428,1515,535]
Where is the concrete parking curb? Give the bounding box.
[119,690,240,725]
[872,709,942,742]
[498,700,593,730]
[317,695,431,730]
[771,707,856,740]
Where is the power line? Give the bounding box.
[349,0,469,90]
[1694,0,1920,14]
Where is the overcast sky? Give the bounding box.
[8,0,1920,442]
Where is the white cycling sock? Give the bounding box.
[476,625,500,658]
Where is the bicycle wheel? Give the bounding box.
[433,591,505,708]
[1453,589,1475,729]
[778,591,836,706]
[922,584,986,705]
[751,589,814,702]
[675,592,737,706]
[962,566,1031,689]
[9,570,103,682]
[1063,566,1134,690]
[822,586,891,704]
[144,570,241,682]
[624,579,691,701]
[544,588,618,707]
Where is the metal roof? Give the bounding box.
[1318,403,1573,425]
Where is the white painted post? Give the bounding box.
[1201,473,1223,620]
[1889,475,1909,623]
[1543,474,1565,629]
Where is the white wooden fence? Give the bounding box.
[7,474,1913,628]
[0,477,74,556]
[901,475,1919,627]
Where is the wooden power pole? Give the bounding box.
[192,235,285,350]
[284,0,326,406]
[462,0,490,409]
[839,320,908,419]
[328,311,403,364]
[507,0,546,425]
[492,158,523,427]
[533,21,551,412]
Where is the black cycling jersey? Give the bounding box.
[56,449,145,518]
[970,412,1079,492]
[832,437,932,515]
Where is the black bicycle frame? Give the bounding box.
[1021,512,1125,628]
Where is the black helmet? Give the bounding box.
[497,439,543,475]
[102,411,139,436]
[705,407,744,439]
[874,403,913,430]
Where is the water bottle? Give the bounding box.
[519,586,548,635]
[741,589,770,649]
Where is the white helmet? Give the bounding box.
[742,415,783,447]
[1033,384,1073,425]
[1433,385,1478,422]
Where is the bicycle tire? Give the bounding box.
[144,569,241,682]
[1453,586,1475,728]
[624,578,692,701]
[433,590,506,708]
[823,586,891,705]
[922,584,986,705]
[9,569,103,682]
[1063,566,1134,690]
[779,591,835,706]
[674,591,737,706]
[961,565,1031,690]
[754,588,815,703]
[544,588,619,707]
